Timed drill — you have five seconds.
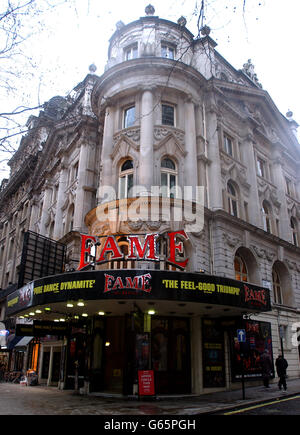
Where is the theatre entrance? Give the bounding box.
[151,317,191,394]
[91,315,191,395]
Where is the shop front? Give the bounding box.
[6,268,271,395]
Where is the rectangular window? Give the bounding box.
[119,174,133,199]
[257,157,265,178]
[224,135,233,156]
[244,202,249,222]
[161,44,175,59]
[285,177,291,195]
[125,44,138,60]
[123,106,135,128]
[162,104,175,126]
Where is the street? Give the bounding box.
[223,394,300,415]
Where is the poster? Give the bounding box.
[136,334,150,370]
[138,370,155,396]
[230,320,274,381]
[202,319,225,388]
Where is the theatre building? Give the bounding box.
[1,6,300,395]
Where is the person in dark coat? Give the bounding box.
[275,354,288,391]
[260,349,272,388]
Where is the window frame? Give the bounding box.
[285,177,292,196]
[161,43,175,59]
[227,181,239,218]
[123,106,136,129]
[257,156,266,178]
[223,134,234,157]
[262,200,272,233]
[291,217,299,246]
[272,268,283,305]
[160,157,178,199]
[234,254,248,282]
[119,159,134,199]
[124,43,138,61]
[161,104,175,127]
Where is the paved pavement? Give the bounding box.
[0,378,300,415]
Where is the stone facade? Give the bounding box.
[0,7,299,390]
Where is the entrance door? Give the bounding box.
[103,317,125,393]
[51,351,61,382]
[151,317,191,394]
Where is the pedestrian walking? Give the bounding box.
[275,354,288,391]
[260,349,272,388]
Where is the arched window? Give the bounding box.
[234,253,248,282]
[291,217,298,246]
[262,200,272,233]
[119,159,134,199]
[161,157,177,198]
[227,181,238,217]
[272,267,282,305]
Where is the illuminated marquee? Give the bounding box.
[78,230,189,270]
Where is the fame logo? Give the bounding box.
[78,230,189,271]
[244,284,267,306]
[104,273,152,293]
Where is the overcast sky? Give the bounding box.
[0,0,299,180]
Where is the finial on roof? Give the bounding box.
[145,4,155,16]
[116,20,125,30]
[177,16,187,27]
[200,25,211,36]
[286,109,299,137]
[89,64,97,74]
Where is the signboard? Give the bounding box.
[18,231,66,287]
[138,370,155,396]
[237,329,246,343]
[16,321,68,337]
[78,231,189,270]
[6,269,271,316]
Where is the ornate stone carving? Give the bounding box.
[242,59,262,88]
[222,232,240,248]
[154,127,185,146]
[251,245,276,262]
[113,127,140,146]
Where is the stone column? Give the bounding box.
[139,89,154,194]
[206,109,223,210]
[73,142,89,232]
[28,197,39,232]
[184,98,198,195]
[39,182,52,235]
[98,106,114,203]
[272,145,290,242]
[53,163,68,239]
[241,133,261,227]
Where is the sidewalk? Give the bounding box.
[1,378,300,414]
[89,377,300,415]
[44,377,300,415]
[153,377,300,415]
